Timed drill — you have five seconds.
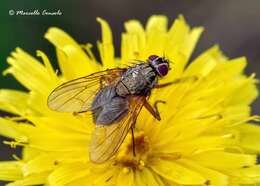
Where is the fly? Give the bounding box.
[47,55,171,163]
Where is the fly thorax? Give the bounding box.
[116,63,156,96]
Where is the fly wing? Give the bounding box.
[89,96,146,163]
[47,68,125,113]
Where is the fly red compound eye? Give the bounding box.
[157,64,168,76]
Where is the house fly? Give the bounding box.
[48,55,171,163]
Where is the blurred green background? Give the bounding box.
[0,0,259,175]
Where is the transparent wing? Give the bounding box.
[89,96,146,163]
[47,68,125,113]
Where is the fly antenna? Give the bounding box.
[162,52,166,59]
[163,52,174,64]
[163,52,174,70]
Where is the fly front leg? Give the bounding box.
[154,76,199,89]
[99,76,106,88]
[154,82,173,89]
[144,100,166,121]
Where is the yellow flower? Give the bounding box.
[0,15,260,186]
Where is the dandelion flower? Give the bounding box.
[0,15,260,186]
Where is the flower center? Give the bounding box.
[115,131,151,170]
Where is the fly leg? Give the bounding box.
[155,76,198,89]
[99,76,106,88]
[73,110,88,116]
[144,100,166,121]
[131,126,136,157]
[154,82,173,88]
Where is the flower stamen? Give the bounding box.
[116,131,151,170]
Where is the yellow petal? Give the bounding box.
[60,45,101,79]
[28,116,91,137]
[22,126,89,152]
[157,135,234,156]
[145,15,168,57]
[0,161,22,181]
[179,159,229,186]
[135,168,161,186]
[44,27,79,48]
[216,57,246,77]
[150,171,166,186]
[48,163,89,186]
[22,153,58,176]
[82,163,117,186]
[97,17,115,69]
[226,165,260,184]
[7,172,49,186]
[66,176,90,186]
[121,33,136,65]
[0,89,29,115]
[168,15,189,46]
[56,49,76,80]
[237,123,260,153]
[116,168,134,186]
[227,74,258,106]
[122,20,146,63]
[151,159,207,185]
[36,50,59,83]
[22,147,41,162]
[0,118,26,141]
[190,151,256,170]
[164,26,204,81]
[27,91,51,116]
[4,48,51,93]
[45,27,95,80]
[184,46,220,77]
[146,15,168,34]
[222,105,251,123]
[180,27,204,63]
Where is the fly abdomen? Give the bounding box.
[94,96,129,125]
[91,86,129,125]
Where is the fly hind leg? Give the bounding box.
[144,100,165,121]
[131,126,136,157]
